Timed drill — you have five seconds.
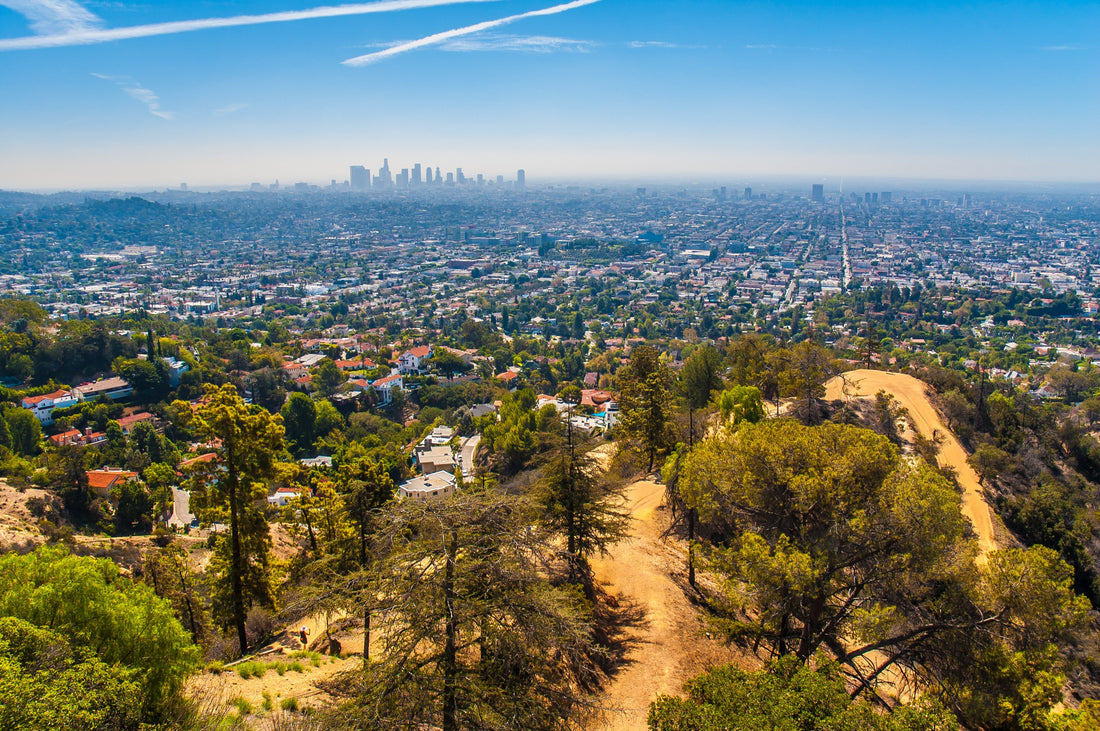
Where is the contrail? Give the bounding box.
[342,0,601,66]
[0,0,505,51]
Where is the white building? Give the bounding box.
[21,389,78,425]
[398,470,457,501]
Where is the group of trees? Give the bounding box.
[643,350,1095,730]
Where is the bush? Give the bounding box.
[230,696,252,716]
[280,697,300,712]
[0,547,199,718]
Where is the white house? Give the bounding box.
[268,486,302,507]
[372,373,404,405]
[21,389,78,425]
[398,470,457,501]
[398,345,433,374]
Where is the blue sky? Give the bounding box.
[0,0,1096,190]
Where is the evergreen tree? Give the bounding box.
[327,492,600,731]
[186,383,285,654]
[617,344,673,471]
[539,416,628,581]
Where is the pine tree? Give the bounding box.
[539,414,628,582]
[186,383,285,654]
[617,344,673,471]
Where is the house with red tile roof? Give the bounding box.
[398,345,434,374]
[86,469,139,499]
[21,389,78,425]
[372,373,404,405]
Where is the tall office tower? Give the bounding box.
[446,172,455,185]
[476,173,484,185]
[962,193,972,207]
[456,168,465,184]
[426,167,434,184]
[744,187,752,200]
[865,192,872,204]
[516,169,526,188]
[811,183,824,202]
[412,163,422,185]
[435,167,442,184]
[374,158,392,188]
[719,186,727,199]
[496,174,504,184]
[880,191,892,203]
[350,165,370,190]
[397,169,409,187]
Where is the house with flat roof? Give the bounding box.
[73,377,132,402]
[398,470,456,501]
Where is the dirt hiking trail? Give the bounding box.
[825,369,998,556]
[590,476,734,731]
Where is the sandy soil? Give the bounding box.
[590,477,735,731]
[0,480,48,548]
[825,369,998,557]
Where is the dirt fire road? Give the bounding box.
[590,477,732,731]
[825,369,998,557]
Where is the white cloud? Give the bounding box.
[628,40,676,49]
[0,0,503,51]
[440,33,593,53]
[213,103,249,116]
[342,0,602,66]
[0,0,101,34]
[92,73,174,120]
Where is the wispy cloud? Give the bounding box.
[628,40,676,49]
[1040,44,1085,52]
[342,0,602,66]
[440,33,593,53]
[92,73,174,119]
[1,0,102,34]
[213,103,249,116]
[0,0,504,51]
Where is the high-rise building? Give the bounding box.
[516,169,525,188]
[476,173,484,185]
[811,184,824,202]
[865,192,872,204]
[350,165,370,190]
[397,169,409,187]
[496,175,504,185]
[744,187,752,200]
[456,168,465,184]
[435,167,442,185]
[426,167,434,184]
[446,172,455,185]
[412,163,422,185]
[374,158,392,188]
[880,191,892,203]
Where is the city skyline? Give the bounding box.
[1,0,1098,190]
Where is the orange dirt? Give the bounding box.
[825,369,998,557]
[590,477,735,731]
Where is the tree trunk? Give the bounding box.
[360,522,371,665]
[177,557,199,642]
[227,444,248,655]
[442,528,459,731]
[687,507,696,588]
